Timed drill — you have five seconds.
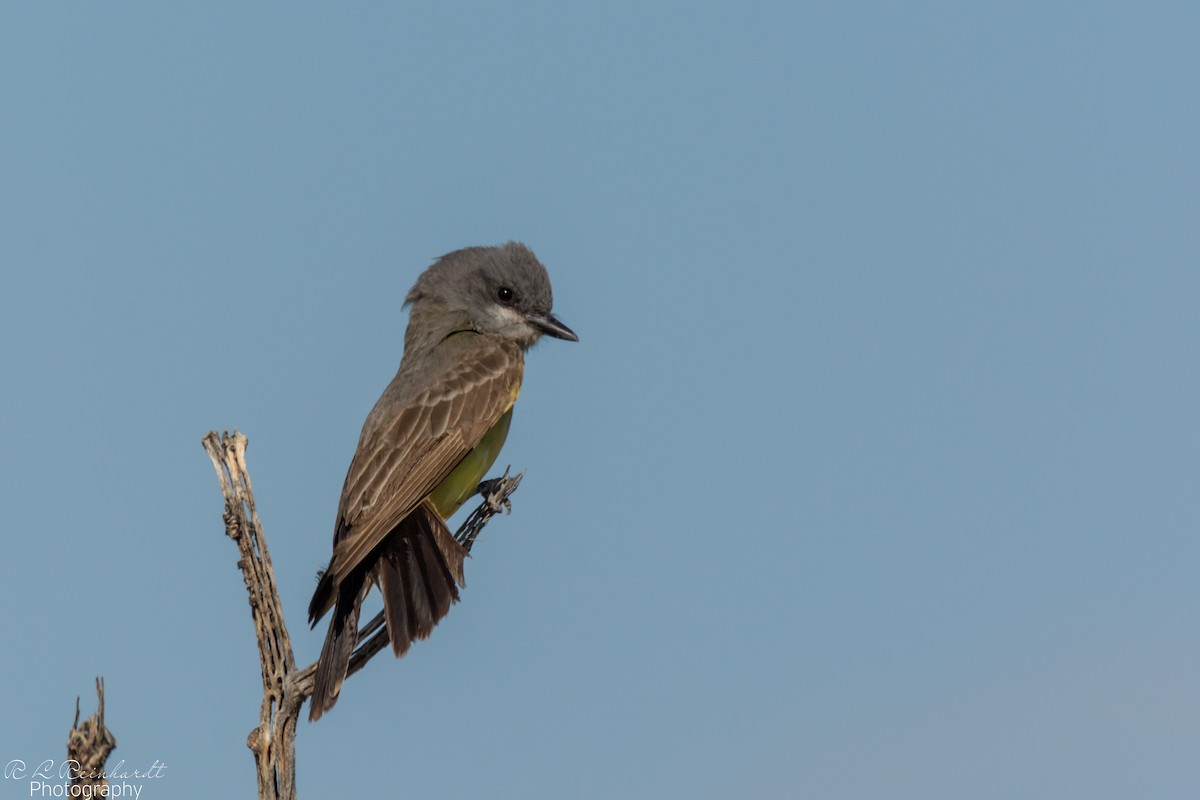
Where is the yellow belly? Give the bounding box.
[427,406,514,518]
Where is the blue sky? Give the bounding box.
[2,3,1198,798]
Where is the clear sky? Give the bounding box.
[2,3,1197,799]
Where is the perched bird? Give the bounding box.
[307,242,577,721]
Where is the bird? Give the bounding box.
[307,241,577,721]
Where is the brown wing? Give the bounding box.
[324,333,523,590]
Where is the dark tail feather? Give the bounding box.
[377,543,412,656]
[309,576,363,722]
[308,502,466,721]
[377,502,466,657]
[309,567,335,628]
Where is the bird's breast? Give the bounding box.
[427,406,514,518]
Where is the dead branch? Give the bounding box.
[66,678,116,795]
[202,429,520,800]
[203,430,299,800]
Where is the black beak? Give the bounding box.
[527,311,579,342]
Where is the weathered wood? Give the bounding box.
[203,430,299,800]
[67,678,116,796]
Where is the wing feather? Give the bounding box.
[324,334,522,588]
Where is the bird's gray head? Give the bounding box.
[404,242,578,350]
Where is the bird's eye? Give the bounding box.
[497,286,514,303]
